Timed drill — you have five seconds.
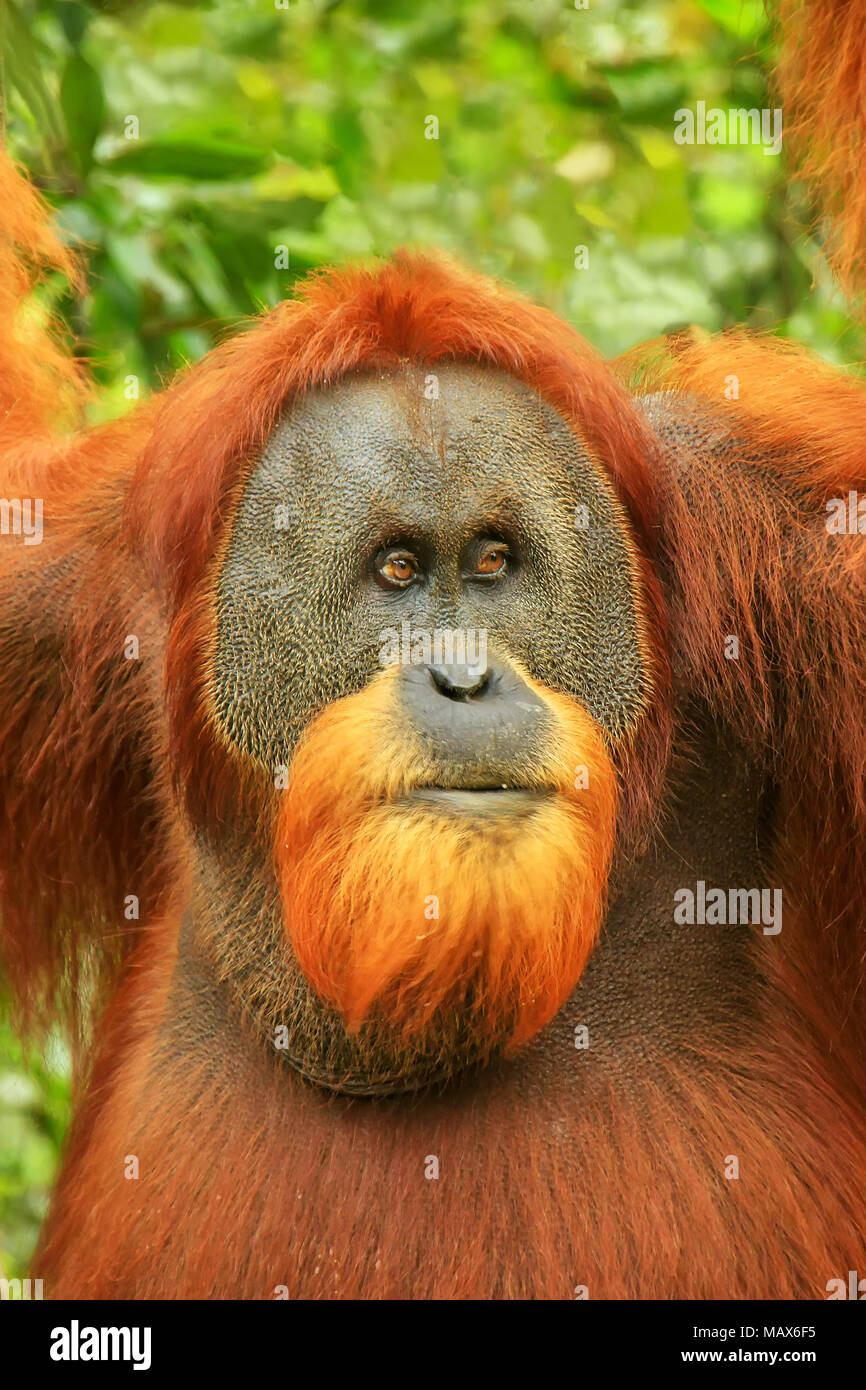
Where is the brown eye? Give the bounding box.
[476,544,508,577]
[378,550,418,587]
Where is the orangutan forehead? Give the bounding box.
[250,363,621,538]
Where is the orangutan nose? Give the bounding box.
[426,661,492,701]
[398,658,551,786]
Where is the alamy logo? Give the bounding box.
[674,880,782,935]
[50,1320,152,1371]
[379,621,487,674]
[827,1270,866,1300]
[674,102,783,156]
[0,1277,43,1299]
[0,496,43,545]
[826,491,866,534]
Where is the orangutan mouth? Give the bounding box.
[407,786,552,817]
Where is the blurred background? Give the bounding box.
[1,0,862,1278]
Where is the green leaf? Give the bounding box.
[698,0,767,38]
[106,138,271,181]
[60,52,105,174]
[57,3,91,48]
[3,0,66,155]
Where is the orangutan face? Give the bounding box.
[209,363,650,1093]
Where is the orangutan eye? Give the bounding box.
[474,542,509,578]
[376,549,419,588]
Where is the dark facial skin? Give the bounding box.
[214,363,649,767]
[205,363,651,1094]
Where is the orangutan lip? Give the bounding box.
[407,787,549,817]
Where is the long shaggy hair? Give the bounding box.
[34,915,866,1300]
[3,135,866,1299]
[277,666,618,1050]
[773,0,866,306]
[0,145,670,1042]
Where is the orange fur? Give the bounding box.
[621,328,866,496]
[0,147,88,443]
[0,124,865,1298]
[277,666,617,1045]
[617,329,866,1053]
[773,0,866,304]
[35,908,866,1300]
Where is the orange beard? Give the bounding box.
[275,665,618,1055]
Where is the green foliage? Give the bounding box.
[2,0,862,417]
[0,1013,70,1279]
[0,0,863,1273]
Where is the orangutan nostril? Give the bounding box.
[426,662,491,700]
